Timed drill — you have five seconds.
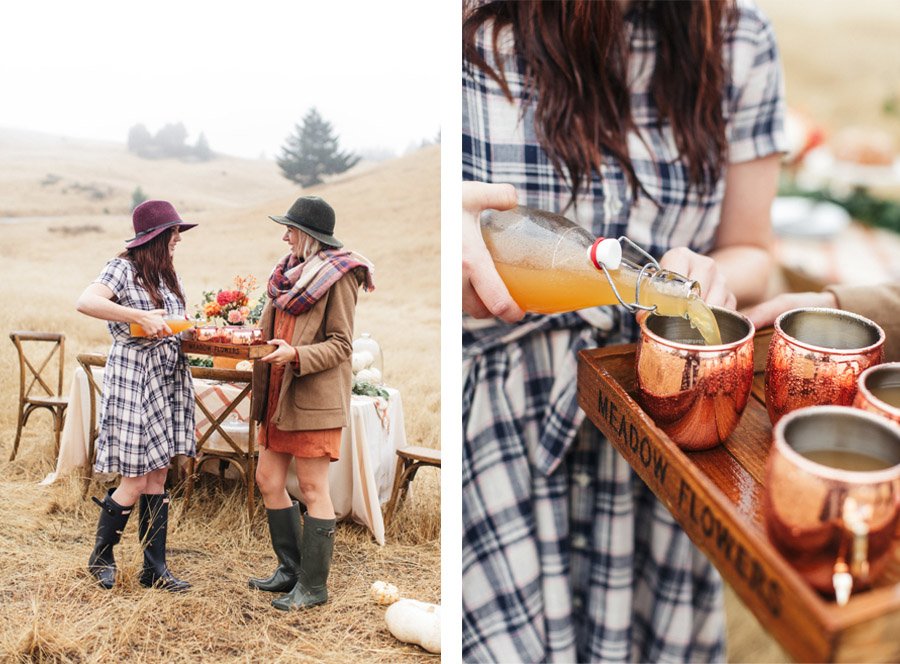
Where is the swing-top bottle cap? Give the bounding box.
[588,237,622,271]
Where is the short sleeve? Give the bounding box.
[726,2,788,164]
[94,258,131,300]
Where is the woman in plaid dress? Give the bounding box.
[462,1,785,661]
[76,200,197,592]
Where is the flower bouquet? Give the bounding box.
[196,274,263,326]
[186,275,269,368]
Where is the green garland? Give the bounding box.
[352,380,390,399]
[779,179,900,235]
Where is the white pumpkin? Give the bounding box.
[355,368,380,385]
[352,351,375,373]
[235,360,253,371]
[370,580,400,605]
[385,599,441,654]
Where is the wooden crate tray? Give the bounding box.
[181,339,275,359]
[577,329,900,663]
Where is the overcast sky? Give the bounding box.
[0,1,441,159]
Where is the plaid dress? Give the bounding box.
[93,257,196,477]
[462,2,786,662]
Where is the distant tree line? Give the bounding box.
[127,122,213,161]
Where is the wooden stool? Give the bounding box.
[384,445,441,526]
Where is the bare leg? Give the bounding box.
[111,474,148,506]
[143,467,168,494]
[295,456,334,520]
[256,445,294,510]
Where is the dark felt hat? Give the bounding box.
[125,200,197,249]
[269,196,342,248]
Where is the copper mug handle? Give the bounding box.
[832,496,873,606]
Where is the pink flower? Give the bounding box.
[227,309,244,324]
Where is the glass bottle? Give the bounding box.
[481,205,721,344]
[129,318,195,337]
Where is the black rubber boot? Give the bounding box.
[88,489,134,589]
[249,501,303,592]
[138,492,190,592]
[271,515,336,611]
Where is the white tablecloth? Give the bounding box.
[42,367,406,545]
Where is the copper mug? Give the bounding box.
[854,362,900,425]
[765,308,885,425]
[637,307,755,451]
[765,406,900,605]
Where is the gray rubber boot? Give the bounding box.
[249,501,303,592]
[271,515,336,611]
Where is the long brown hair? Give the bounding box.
[463,0,737,204]
[118,228,185,308]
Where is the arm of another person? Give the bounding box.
[744,282,900,362]
[263,273,359,374]
[76,283,170,336]
[660,154,780,310]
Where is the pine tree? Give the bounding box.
[277,108,360,187]
[194,132,213,161]
[131,186,148,211]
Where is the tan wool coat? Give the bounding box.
[251,271,361,430]
[827,282,900,362]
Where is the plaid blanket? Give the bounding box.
[268,249,375,315]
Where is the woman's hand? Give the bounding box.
[741,291,837,330]
[659,247,737,310]
[133,309,169,337]
[462,181,525,323]
[260,338,296,366]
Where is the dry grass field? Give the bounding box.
[0,135,440,662]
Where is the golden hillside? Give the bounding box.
[0,127,303,217]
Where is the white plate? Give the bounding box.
[771,196,851,238]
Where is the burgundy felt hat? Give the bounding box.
[125,200,197,249]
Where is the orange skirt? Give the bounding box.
[259,420,341,461]
[259,308,341,461]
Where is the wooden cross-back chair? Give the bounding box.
[9,331,69,461]
[76,352,107,496]
[182,365,257,521]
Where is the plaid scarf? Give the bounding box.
[267,249,375,316]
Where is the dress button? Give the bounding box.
[573,472,592,488]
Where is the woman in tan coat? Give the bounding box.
[249,195,373,611]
